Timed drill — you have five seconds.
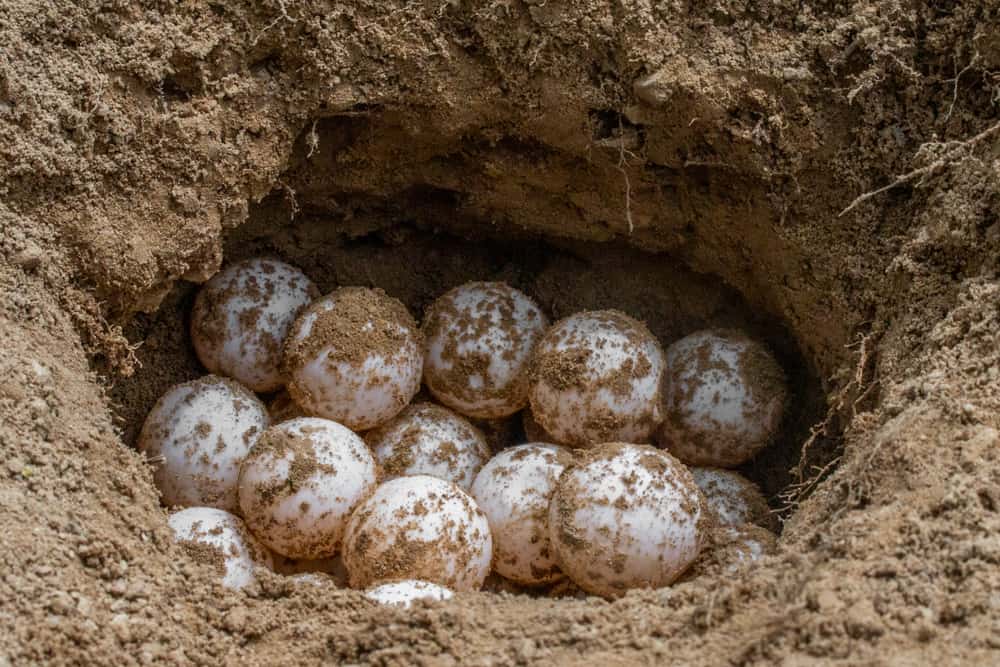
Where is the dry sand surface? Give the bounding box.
[2,0,1000,663]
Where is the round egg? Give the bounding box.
[529,310,665,447]
[191,258,318,392]
[657,329,786,467]
[470,444,575,585]
[690,467,776,531]
[138,375,269,512]
[237,417,378,559]
[342,475,492,591]
[365,580,454,608]
[548,443,708,598]
[365,403,490,490]
[168,507,273,590]
[283,287,422,430]
[422,282,548,419]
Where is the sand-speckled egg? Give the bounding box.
[139,375,269,512]
[191,258,318,392]
[548,443,708,598]
[237,417,378,559]
[342,475,492,591]
[529,311,665,447]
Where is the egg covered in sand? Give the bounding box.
[139,375,269,512]
[365,580,454,608]
[548,443,709,598]
[471,444,575,585]
[422,282,548,419]
[283,287,422,430]
[365,402,490,490]
[657,329,786,467]
[238,417,378,560]
[168,507,274,591]
[191,258,319,392]
[342,475,492,591]
[529,310,665,448]
[690,466,776,531]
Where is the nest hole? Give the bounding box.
[109,113,845,590]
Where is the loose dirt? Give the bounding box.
[2,0,1000,664]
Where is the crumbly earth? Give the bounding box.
[3,0,1000,663]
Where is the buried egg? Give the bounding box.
[548,443,709,598]
[237,417,378,559]
[657,329,786,467]
[529,310,665,448]
[283,287,422,431]
[342,475,492,591]
[139,375,269,512]
[365,402,490,491]
[191,258,318,392]
[365,580,454,608]
[168,506,274,590]
[690,467,777,531]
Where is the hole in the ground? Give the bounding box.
[108,115,844,598]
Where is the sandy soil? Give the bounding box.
[2,0,1000,663]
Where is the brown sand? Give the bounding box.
[3,0,1000,663]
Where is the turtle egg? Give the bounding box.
[191,258,318,392]
[529,310,665,447]
[548,443,708,598]
[168,507,274,590]
[365,402,490,490]
[342,475,492,591]
[138,375,269,512]
[237,417,378,559]
[422,282,548,419]
[283,287,422,431]
[657,329,786,467]
[690,467,776,531]
[470,444,575,585]
[365,580,454,608]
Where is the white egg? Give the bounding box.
[470,444,575,585]
[690,467,776,531]
[422,282,548,419]
[529,310,665,447]
[365,402,490,490]
[191,258,318,392]
[342,475,492,591]
[168,507,273,591]
[283,287,422,431]
[657,330,786,467]
[237,417,378,560]
[548,443,708,598]
[138,375,269,512]
[365,580,454,608]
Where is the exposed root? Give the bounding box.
[778,326,881,513]
[839,119,1000,217]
